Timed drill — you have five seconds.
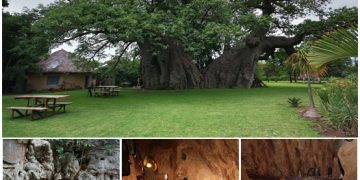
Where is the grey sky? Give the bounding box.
[5,0,54,13]
[5,0,358,13]
[3,0,358,56]
[330,0,358,9]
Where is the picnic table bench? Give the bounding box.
[8,107,48,120]
[94,86,120,96]
[48,102,73,112]
[8,95,71,120]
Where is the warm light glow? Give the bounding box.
[146,162,152,168]
[143,156,158,172]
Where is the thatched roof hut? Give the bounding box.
[27,49,95,91]
[38,49,91,73]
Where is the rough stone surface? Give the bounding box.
[3,140,28,164]
[3,161,27,180]
[54,152,80,180]
[78,140,120,180]
[3,139,120,180]
[31,139,54,179]
[3,140,30,180]
[23,140,53,180]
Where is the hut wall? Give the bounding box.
[27,74,48,90]
[62,73,87,89]
[27,73,91,90]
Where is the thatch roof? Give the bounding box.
[38,49,91,73]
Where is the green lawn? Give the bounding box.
[3,82,322,137]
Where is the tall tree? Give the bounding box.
[2,9,49,92]
[288,42,326,118]
[33,0,356,89]
[2,0,9,7]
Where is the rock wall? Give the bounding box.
[122,139,239,180]
[78,140,120,180]
[241,139,357,179]
[4,139,54,180]
[3,139,120,180]
[3,140,30,180]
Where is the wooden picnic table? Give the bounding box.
[96,86,118,88]
[9,94,71,120]
[94,86,120,96]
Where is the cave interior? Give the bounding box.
[122,139,239,180]
[241,139,357,180]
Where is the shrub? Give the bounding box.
[317,75,357,133]
[288,97,301,107]
[269,76,280,82]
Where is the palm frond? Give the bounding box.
[308,25,358,69]
[287,41,328,77]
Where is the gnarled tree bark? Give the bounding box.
[139,40,203,89]
[204,46,259,88]
[204,35,302,88]
[139,35,303,89]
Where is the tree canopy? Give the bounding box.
[2,0,9,7]
[36,0,346,58]
[2,9,49,92]
[3,0,358,90]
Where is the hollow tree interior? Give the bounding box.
[122,139,239,180]
[241,139,357,180]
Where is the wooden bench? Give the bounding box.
[94,91,111,96]
[8,107,48,120]
[111,89,121,96]
[48,102,73,113]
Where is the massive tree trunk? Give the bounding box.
[139,35,302,90]
[204,45,260,88]
[204,36,301,88]
[138,40,203,89]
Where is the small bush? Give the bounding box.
[317,75,357,133]
[288,97,301,107]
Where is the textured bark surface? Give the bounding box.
[205,46,258,88]
[338,140,357,179]
[139,40,203,89]
[139,35,302,89]
[242,139,342,179]
[204,36,301,89]
[122,139,239,180]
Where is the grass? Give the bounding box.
[2,82,323,137]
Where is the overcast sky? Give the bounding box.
[3,0,358,56]
[5,0,358,13]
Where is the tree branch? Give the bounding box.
[258,48,276,60]
[89,41,110,60]
[263,35,304,49]
[200,7,212,24]
[108,42,133,72]
[56,30,104,43]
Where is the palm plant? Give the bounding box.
[308,25,357,135]
[288,41,326,118]
[308,25,358,68]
